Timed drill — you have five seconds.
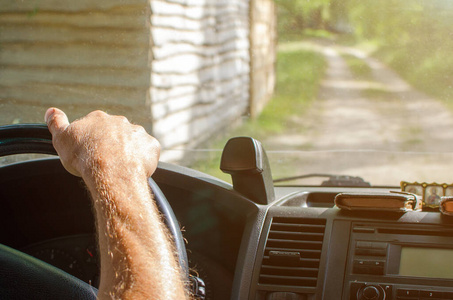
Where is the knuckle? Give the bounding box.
[148,136,161,156]
[88,110,107,119]
[133,124,146,133]
[112,115,129,124]
[118,115,129,123]
[151,137,161,152]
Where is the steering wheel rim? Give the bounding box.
[0,124,188,299]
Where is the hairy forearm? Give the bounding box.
[84,166,188,300]
[44,109,187,299]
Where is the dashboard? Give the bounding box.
[1,158,453,300]
[254,193,453,300]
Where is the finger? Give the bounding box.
[45,107,70,136]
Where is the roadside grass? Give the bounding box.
[375,45,453,106]
[338,33,453,108]
[279,29,334,43]
[244,49,326,138]
[188,44,327,180]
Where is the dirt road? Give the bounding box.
[266,41,453,185]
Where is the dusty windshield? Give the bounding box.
[1,0,453,186]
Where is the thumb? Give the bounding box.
[45,108,69,136]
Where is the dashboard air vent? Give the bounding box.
[259,217,326,288]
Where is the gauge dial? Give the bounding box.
[22,234,100,287]
[32,248,84,278]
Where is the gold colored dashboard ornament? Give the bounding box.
[440,197,453,216]
[401,181,452,209]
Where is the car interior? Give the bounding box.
[1,126,453,300]
[2,1,453,300]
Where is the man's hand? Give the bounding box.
[45,108,160,180]
[45,108,189,300]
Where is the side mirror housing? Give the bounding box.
[220,137,274,205]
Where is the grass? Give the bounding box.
[246,49,326,138]
[339,32,453,106]
[279,29,334,43]
[188,43,327,180]
[375,44,453,105]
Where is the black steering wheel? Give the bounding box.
[0,124,188,299]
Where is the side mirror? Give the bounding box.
[220,137,274,205]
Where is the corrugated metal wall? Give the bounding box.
[150,0,251,149]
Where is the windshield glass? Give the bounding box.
[2,0,453,187]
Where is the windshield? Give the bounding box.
[2,0,453,187]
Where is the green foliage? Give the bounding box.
[281,29,334,43]
[346,0,453,102]
[276,0,332,40]
[276,0,453,104]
